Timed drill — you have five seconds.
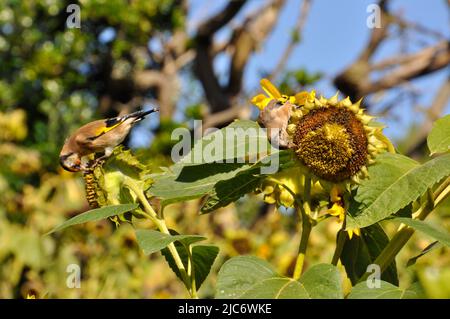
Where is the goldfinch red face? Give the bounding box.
[59,152,82,172]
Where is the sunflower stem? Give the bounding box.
[293,176,313,280]
[293,205,312,280]
[331,227,347,266]
[124,178,193,297]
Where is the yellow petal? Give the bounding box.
[330,185,341,202]
[329,92,339,106]
[251,94,272,110]
[260,78,282,99]
[347,227,361,240]
[295,92,309,105]
[328,203,345,222]
[374,131,396,154]
[295,90,316,105]
[264,196,276,204]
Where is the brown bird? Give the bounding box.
[59,108,158,172]
[257,99,293,148]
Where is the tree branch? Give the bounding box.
[363,41,450,94]
[405,77,450,157]
[227,0,285,97]
[197,0,247,38]
[269,0,312,81]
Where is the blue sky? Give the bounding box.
[132,0,449,147]
[186,0,450,141]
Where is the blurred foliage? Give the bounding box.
[0,0,448,299]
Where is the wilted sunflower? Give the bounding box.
[290,92,394,185]
[252,79,394,238]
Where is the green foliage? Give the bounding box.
[394,218,450,247]
[46,203,138,235]
[216,256,307,299]
[162,242,219,290]
[347,153,450,229]
[279,68,323,94]
[150,162,253,206]
[427,114,450,155]
[136,227,219,291]
[298,264,343,299]
[1,0,448,298]
[0,0,185,166]
[200,169,263,213]
[135,229,205,255]
[340,224,398,285]
[216,256,343,299]
[348,281,419,299]
[149,120,285,208]
[406,241,440,267]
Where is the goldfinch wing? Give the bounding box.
[74,118,123,149]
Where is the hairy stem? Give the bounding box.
[293,206,312,280]
[124,178,192,296]
[187,245,198,299]
[293,176,313,280]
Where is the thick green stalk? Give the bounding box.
[187,245,198,298]
[293,207,312,280]
[124,178,192,295]
[331,228,347,266]
[293,176,313,280]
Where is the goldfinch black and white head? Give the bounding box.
[59,108,159,172]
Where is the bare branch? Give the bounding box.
[405,77,450,156]
[269,0,312,81]
[227,0,285,97]
[357,0,391,62]
[370,41,448,71]
[362,41,450,94]
[197,0,247,38]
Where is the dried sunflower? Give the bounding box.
[252,79,395,237]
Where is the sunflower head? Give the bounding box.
[288,93,394,184]
[251,80,394,236]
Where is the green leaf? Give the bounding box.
[179,120,273,165]
[148,120,287,207]
[340,224,398,285]
[200,151,294,213]
[201,170,262,213]
[216,256,308,299]
[348,281,418,299]
[216,257,347,299]
[46,203,138,235]
[161,243,219,290]
[190,245,219,289]
[406,241,441,267]
[298,264,343,299]
[216,256,280,298]
[240,278,309,299]
[427,114,450,155]
[135,229,205,255]
[149,162,252,206]
[347,153,450,229]
[394,217,450,247]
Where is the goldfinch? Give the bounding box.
[59,108,158,172]
[257,99,293,148]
